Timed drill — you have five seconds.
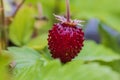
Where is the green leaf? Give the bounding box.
[8,46,120,80]
[7,47,47,80]
[27,33,48,50]
[0,52,12,80]
[8,47,43,69]
[100,60,120,74]
[25,0,40,5]
[14,60,120,80]
[9,6,35,46]
[74,41,120,62]
[109,60,120,73]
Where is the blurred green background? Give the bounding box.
[0,0,120,80]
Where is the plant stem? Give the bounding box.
[0,0,6,52]
[66,0,70,22]
[0,0,4,24]
[13,0,25,17]
[37,3,43,18]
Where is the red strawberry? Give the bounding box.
[48,0,84,63]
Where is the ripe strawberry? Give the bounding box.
[48,0,84,63]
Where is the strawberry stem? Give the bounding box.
[66,0,70,22]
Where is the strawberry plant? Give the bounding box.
[0,0,120,80]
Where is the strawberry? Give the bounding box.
[48,0,84,63]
